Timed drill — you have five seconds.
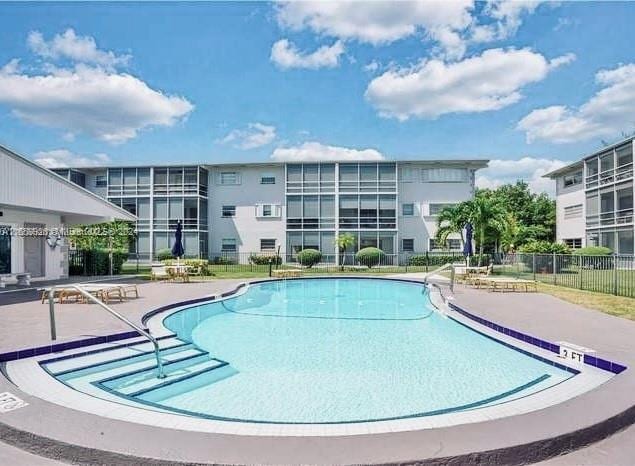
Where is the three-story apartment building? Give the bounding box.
[54,159,488,262]
[545,137,634,255]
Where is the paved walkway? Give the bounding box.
[0,279,245,353]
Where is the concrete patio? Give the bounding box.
[0,277,633,465]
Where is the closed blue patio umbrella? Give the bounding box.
[463,222,474,266]
[171,220,185,264]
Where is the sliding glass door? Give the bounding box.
[0,226,10,274]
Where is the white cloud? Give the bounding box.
[275,1,547,60]
[0,61,193,144]
[476,157,569,195]
[364,60,380,73]
[275,0,474,59]
[219,122,277,149]
[33,149,111,168]
[471,1,541,43]
[270,39,344,69]
[27,29,130,69]
[271,141,384,162]
[365,48,574,120]
[518,63,635,144]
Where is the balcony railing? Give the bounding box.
[586,162,633,189]
[587,208,634,228]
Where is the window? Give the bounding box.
[563,171,582,187]
[256,204,281,218]
[221,238,237,252]
[219,172,240,185]
[429,203,456,216]
[563,238,582,249]
[95,174,107,188]
[261,175,276,184]
[399,166,418,183]
[422,168,468,183]
[260,239,276,251]
[564,204,583,219]
[222,205,236,218]
[402,238,414,252]
[0,226,10,274]
[402,203,415,216]
[429,238,461,250]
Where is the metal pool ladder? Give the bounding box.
[47,284,166,379]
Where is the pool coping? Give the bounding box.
[1,276,634,465]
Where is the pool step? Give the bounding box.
[44,336,187,376]
[138,364,238,403]
[101,357,229,398]
[58,345,204,382]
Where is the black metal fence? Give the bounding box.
[495,253,635,298]
[204,251,468,274]
[68,249,128,276]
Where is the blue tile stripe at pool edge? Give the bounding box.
[448,302,627,375]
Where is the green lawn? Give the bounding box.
[496,263,635,298]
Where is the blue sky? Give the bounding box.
[1,1,635,193]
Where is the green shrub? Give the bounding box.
[297,249,322,268]
[156,248,173,261]
[162,258,211,275]
[249,254,282,266]
[211,255,237,265]
[573,246,612,256]
[355,247,385,268]
[407,253,487,267]
[518,241,570,254]
[69,249,128,276]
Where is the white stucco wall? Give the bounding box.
[208,165,286,254]
[397,163,475,251]
[0,207,67,280]
[554,173,586,245]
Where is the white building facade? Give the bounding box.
[545,137,634,255]
[0,145,136,281]
[54,160,488,263]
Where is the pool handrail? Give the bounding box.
[47,284,166,379]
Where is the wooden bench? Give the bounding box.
[474,277,538,292]
[272,269,302,278]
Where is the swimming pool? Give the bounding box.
[127,278,575,424]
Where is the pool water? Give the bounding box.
[157,278,574,424]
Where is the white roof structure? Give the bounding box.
[0,144,136,224]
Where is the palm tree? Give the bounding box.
[466,197,506,265]
[435,203,471,247]
[334,233,356,270]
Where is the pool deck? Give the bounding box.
[0,276,634,465]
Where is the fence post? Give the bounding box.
[553,252,557,285]
[425,251,429,273]
[532,253,536,281]
[579,255,583,290]
[613,254,618,295]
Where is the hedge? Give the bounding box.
[355,247,385,268]
[69,249,128,276]
[249,254,283,266]
[407,253,490,267]
[156,248,173,261]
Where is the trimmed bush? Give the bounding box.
[573,246,612,256]
[156,248,173,261]
[518,241,570,254]
[297,249,322,268]
[355,247,385,268]
[249,254,282,266]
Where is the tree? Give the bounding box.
[68,220,135,251]
[465,196,506,265]
[334,233,356,270]
[499,213,520,253]
[435,203,470,246]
